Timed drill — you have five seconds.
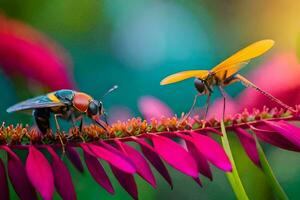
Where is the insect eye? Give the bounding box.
[88,101,99,115]
[194,78,206,94]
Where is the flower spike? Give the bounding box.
[0,105,300,199]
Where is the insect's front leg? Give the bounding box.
[103,112,108,125]
[204,92,211,120]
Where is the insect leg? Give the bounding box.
[54,114,65,154]
[79,117,84,132]
[204,92,211,120]
[103,112,108,125]
[181,93,200,122]
[234,74,296,112]
[94,119,110,138]
[218,86,227,120]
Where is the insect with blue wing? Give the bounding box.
[7,86,118,151]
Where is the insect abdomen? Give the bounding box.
[33,108,51,134]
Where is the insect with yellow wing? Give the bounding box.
[160,39,295,119]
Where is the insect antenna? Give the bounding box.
[102,85,118,99]
[99,85,118,126]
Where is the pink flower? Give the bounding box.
[236,52,300,110]
[0,14,74,90]
[107,106,133,124]
[1,105,300,199]
[138,96,173,121]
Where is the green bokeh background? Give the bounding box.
[0,0,300,199]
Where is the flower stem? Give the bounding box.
[255,137,289,200]
[220,120,249,200]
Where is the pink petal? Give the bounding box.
[133,137,173,188]
[193,177,202,187]
[185,140,212,180]
[114,140,156,187]
[0,35,74,90]
[111,166,138,200]
[108,106,132,124]
[189,132,232,172]
[151,135,198,177]
[26,146,54,200]
[82,146,114,194]
[233,128,260,167]
[236,52,300,111]
[199,127,223,136]
[207,96,237,120]
[138,96,173,121]
[95,142,136,174]
[0,146,37,200]
[252,125,300,151]
[0,158,9,200]
[0,14,74,90]
[264,120,300,148]
[66,146,84,173]
[46,147,76,200]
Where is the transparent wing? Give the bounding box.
[211,39,274,79]
[6,95,66,113]
[160,70,209,85]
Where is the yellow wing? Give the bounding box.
[211,39,274,80]
[160,70,209,85]
[213,61,249,81]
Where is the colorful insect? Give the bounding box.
[6,86,118,135]
[160,39,295,119]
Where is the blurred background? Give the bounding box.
[1,0,300,199]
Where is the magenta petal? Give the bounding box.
[82,147,114,194]
[66,146,84,173]
[87,143,136,174]
[151,135,198,177]
[133,138,173,188]
[189,132,232,172]
[193,177,202,187]
[185,141,212,180]
[233,128,260,167]
[94,142,136,174]
[0,15,75,91]
[46,147,76,200]
[26,146,54,200]
[264,120,300,148]
[1,146,37,200]
[111,166,138,200]
[0,158,9,200]
[253,124,300,151]
[114,140,156,187]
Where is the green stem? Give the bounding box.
[255,137,289,200]
[220,120,249,200]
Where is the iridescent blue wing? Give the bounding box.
[6,95,66,113]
